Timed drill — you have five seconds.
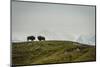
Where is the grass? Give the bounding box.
[12,40,96,65]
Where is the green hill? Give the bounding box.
[12,41,96,65]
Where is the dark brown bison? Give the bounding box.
[27,36,35,41]
[37,36,45,41]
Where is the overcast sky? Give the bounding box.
[12,1,95,44]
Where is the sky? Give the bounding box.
[12,1,96,45]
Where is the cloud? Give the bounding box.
[77,34,95,45]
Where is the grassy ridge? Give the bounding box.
[12,41,96,65]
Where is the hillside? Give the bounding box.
[12,41,96,66]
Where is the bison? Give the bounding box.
[37,36,45,41]
[27,36,35,41]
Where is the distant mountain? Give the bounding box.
[77,35,95,45]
